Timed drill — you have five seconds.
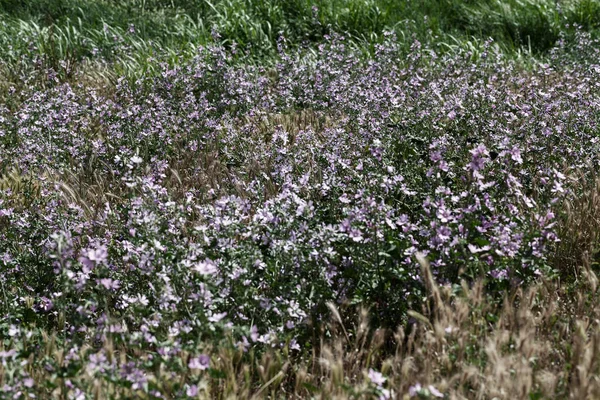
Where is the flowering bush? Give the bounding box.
[1,30,600,396]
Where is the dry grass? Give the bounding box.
[240,109,339,142]
[0,167,42,209]
[235,256,600,399]
[17,251,600,399]
[554,170,600,278]
[46,108,342,213]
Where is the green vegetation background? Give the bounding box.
[2,0,600,84]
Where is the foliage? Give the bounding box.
[1,0,600,85]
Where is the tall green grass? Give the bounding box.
[1,0,599,84]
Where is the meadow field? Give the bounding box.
[2,0,600,398]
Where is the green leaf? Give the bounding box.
[529,391,543,400]
[302,382,320,393]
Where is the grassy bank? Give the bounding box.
[1,0,600,84]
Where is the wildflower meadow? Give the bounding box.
[2,0,600,398]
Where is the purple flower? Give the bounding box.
[368,369,386,386]
[186,384,199,397]
[250,325,259,342]
[468,144,489,171]
[409,383,422,397]
[39,297,54,312]
[189,354,210,370]
[98,278,121,291]
[79,244,108,272]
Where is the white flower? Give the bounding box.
[468,244,491,254]
[8,326,19,337]
[193,259,218,276]
[208,312,227,323]
[428,385,444,398]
